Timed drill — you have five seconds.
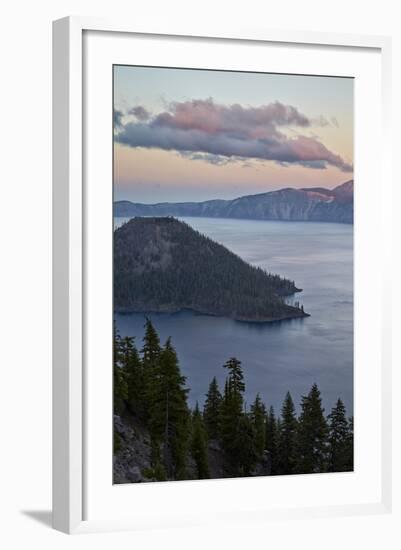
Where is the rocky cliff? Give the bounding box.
[114,413,271,483]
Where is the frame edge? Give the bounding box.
[52,16,83,534]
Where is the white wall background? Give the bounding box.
[0,1,399,548]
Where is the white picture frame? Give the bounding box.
[52,16,392,534]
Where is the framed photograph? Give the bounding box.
[53,17,392,534]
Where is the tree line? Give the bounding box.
[114,319,353,481]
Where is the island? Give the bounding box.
[114,217,308,322]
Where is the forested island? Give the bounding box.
[114,217,307,322]
[113,320,354,483]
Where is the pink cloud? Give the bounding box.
[115,98,352,172]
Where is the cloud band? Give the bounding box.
[114,99,352,172]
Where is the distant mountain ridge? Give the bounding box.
[114,217,308,322]
[114,180,354,224]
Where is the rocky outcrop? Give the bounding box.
[113,414,152,483]
[113,414,271,484]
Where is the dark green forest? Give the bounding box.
[113,319,353,482]
[114,217,307,322]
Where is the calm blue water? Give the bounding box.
[114,217,353,417]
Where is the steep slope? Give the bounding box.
[113,412,271,483]
[114,217,307,322]
[114,180,354,224]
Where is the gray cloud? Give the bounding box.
[113,109,123,129]
[129,105,151,121]
[331,116,339,128]
[115,99,352,172]
[312,115,330,127]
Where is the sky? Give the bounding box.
[114,65,353,203]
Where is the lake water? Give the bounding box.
[114,217,353,417]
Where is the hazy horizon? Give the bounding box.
[114,65,353,203]
[114,177,353,204]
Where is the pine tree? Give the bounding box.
[191,403,210,479]
[296,383,328,474]
[265,406,278,474]
[223,357,245,395]
[142,317,161,364]
[234,414,258,476]
[220,358,246,475]
[113,321,121,365]
[113,323,127,414]
[250,393,266,461]
[345,416,354,471]
[203,377,222,440]
[277,391,297,475]
[120,335,143,418]
[141,318,161,420]
[149,337,190,480]
[327,399,353,472]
